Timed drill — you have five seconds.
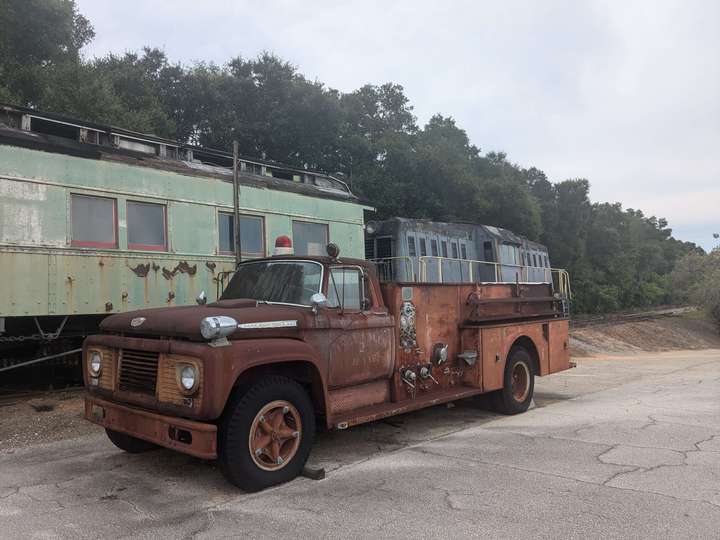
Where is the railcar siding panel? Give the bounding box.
[0,144,368,318]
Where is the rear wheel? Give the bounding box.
[105,428,159,453]
[219,375,315,492]
[491,347,535,415]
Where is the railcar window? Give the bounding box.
[460,243,468,259]
[441,241,448,258]
[431,239,439,257]
[327,267,362,311]
[533,254,538,267]
[292,221,328,256]
[408,236,417,256]
[419,238,427,256]
[71,194,117,248]
[451,242,458,259]
[127,201,166,251]
[218,212,265,257]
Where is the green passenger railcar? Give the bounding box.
[0,104,370,371]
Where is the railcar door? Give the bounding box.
[325,266,394,389]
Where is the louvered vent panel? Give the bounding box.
[118,349,159,395]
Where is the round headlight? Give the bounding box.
[180,365,197,391]
[90,351,102,376]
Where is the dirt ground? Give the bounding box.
[570,312,720,356]
[2,312,719,454]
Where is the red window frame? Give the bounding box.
[70,194,118,249]
[218,212,266,257]
[127,200,168,252]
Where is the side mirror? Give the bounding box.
[310,292,328,313]
[361,297,372,311]
[196,290,207,305]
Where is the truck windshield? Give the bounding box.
[220,261,323,306]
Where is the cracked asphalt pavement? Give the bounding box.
[1,349,719,539]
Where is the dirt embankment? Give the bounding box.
[570,311,720,357]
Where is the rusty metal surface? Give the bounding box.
[82,258,571,434]
[84,395,217,459]
[548,319,571,373]
[327,380,390,416]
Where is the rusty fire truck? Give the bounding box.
[83,240,571,491]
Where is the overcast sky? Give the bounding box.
[75,0,719,250]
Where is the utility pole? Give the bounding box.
[233,141,242,267]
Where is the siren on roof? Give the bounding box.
[274,235,294,256]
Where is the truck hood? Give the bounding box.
[99,299,310,341]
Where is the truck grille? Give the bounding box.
[118,349,159,395]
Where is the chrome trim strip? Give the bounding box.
[237,320,298,330]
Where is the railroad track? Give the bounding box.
[0,386,84,408]
[571,306,693,328]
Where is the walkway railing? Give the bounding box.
[369,256,570,297]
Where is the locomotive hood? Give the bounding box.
[99,299,312,341]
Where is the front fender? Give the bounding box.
[207,338,328,421]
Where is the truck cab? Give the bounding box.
[84,244,571,491]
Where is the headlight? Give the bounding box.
[200,316,238,340]
[89,351,102,376]
[179,365,197,392]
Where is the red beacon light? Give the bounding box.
[274,235,294,256]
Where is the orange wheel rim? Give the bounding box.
[248,400,302,471]
[511,362,530,402]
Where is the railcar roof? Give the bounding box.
[0,103,369,206]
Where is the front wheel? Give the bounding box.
[491,347,535,415]
[218,376,315,492]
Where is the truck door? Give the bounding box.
[325,266,394,388]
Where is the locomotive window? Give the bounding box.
[483,241,494,262]
[127,201,167,251]
[430,239,438,256]
[408,236,417,257]
[71,194,117,248]
[419,238,427,256]
[461,243,468,259]
[451,242,458,259]
[441,241,448,258]
[218,212,265,257]
[292,221,328,256]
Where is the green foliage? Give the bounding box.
[671,250,720,326]
[0,2,705,315]
[0,0,93,104]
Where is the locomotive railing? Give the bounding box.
[416,256,572,299]
[369,257,416,282]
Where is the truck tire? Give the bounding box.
[219,375,315,492]
[491,347,535,415]
[105,428,159,453]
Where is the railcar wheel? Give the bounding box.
[219,376,315,492]
[105,428,159,453]
[492,347,535,415]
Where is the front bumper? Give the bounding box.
[85,396,217,459]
